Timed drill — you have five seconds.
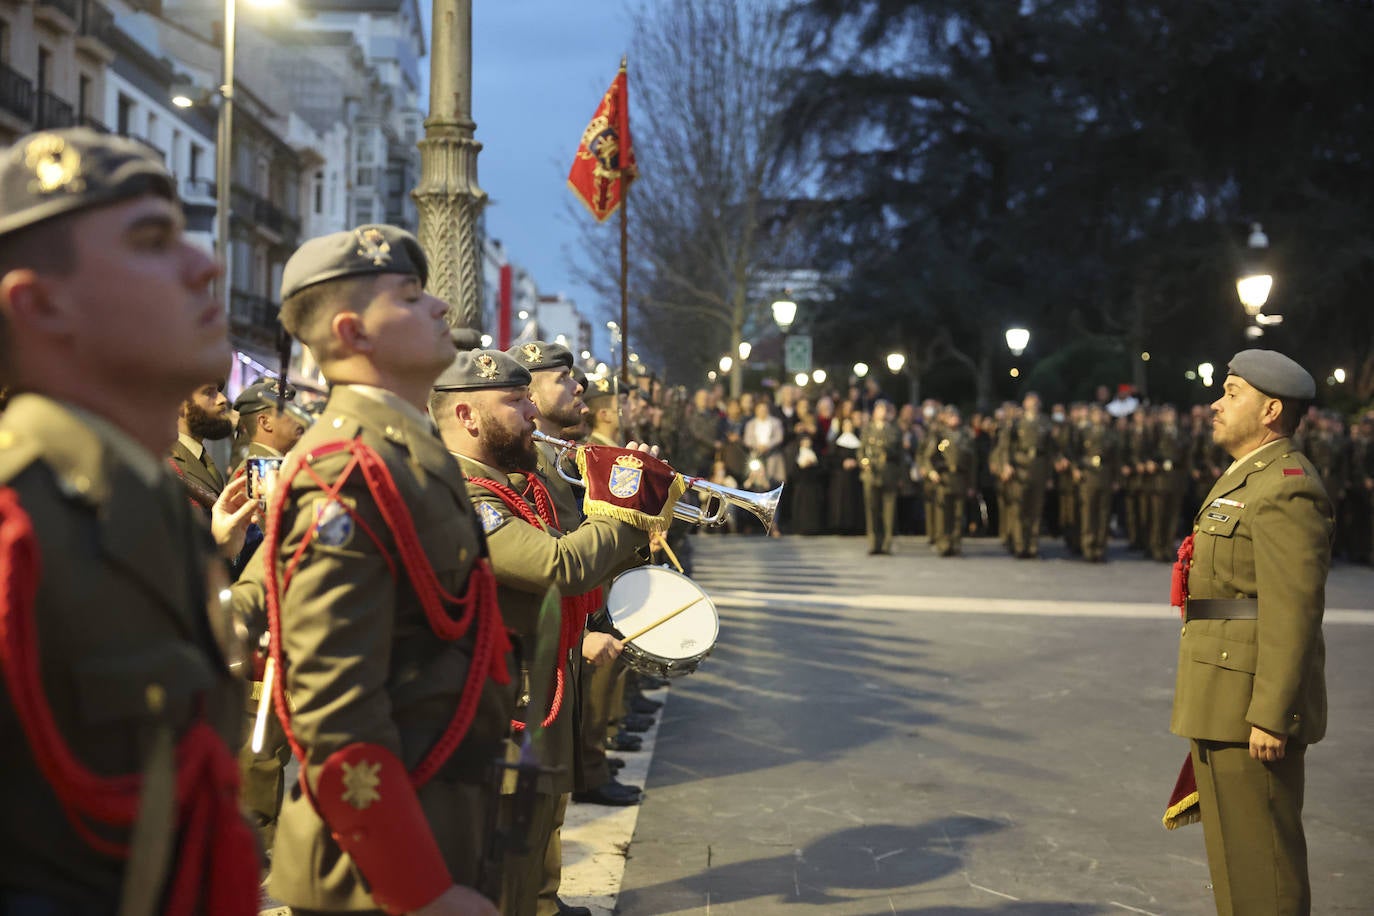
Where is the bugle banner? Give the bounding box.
[576,445,687,532]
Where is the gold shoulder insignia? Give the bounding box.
[25,134,84,195]
[476,354,501,380]
[340,759,382,810]
[355,227,393,266]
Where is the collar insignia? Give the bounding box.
[355,227,392,266]
[476,354,501,380]
[25,134,84,195]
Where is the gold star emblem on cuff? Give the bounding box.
[341,760,382,810]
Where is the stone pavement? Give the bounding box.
[561,534,1374,915]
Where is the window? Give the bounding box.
[189,144,203,181]
[353,197,374,224]
[117,93,133,135]
[313,170,323,214]
[147,112,158,143]
[1,20,12,66]
[37,48,51,94]
[170,129,181,176]
[77,74,90,120]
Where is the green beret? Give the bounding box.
[0,128,176,239]
[583,373,619,407]
[281,224,428,301]
[234,379,298,416]
[570,365,588,391]
[507,340,573,372]
[1227,349,1315,399]
[450,326,483,351]
[432,348,532,392]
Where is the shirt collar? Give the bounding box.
[63,403,165,488]
[342,383,435,434]
[176,432,205,461]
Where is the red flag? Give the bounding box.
[568,60,637,222]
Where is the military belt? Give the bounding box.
[1186,598,1259,621]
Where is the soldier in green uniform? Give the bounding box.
[240,226,505,916]
[989,403,1018,552]
[1123,408,1155,552]
[1002,393,1054,558]
[1074,404,1120,563]
[1171,349,1332,916]
[1051,403,1080,553]
[230,379,311,477]
[918,405,975,556]
[434,351,655,916]
[0,128,259,913]
[858,399,903,555]
[1148,405,1192,562]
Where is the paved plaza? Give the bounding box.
[562,534,1374,915]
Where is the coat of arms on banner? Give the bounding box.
[608,453,644,499]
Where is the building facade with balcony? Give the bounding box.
[0,0,119,145]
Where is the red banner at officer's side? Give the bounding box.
[568,61,637,222]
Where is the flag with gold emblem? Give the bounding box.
[567,59,637,222]
[577,445,685,531]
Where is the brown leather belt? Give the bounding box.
[1186,598,1258,620]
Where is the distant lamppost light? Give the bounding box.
[772,298,797,332]
[738,341,752,360]
[812,368,827,384]
[554,334,568,346]
[595,362,608,375]
[853,361,869,378]
[479,333,493,347]
[1005,327,1030,357]
[1236,223,1273,316]
[886,352,906,373]
[517,309,529,321]
[1141,351,1151,362]
[1010,367,1020,379]
[629,352,639,362]
[719,355,733,374]
[580,350,592,360]
[707,370,718,381]
[794,372,809,387]
[1245,325,1265,340]
[1333,368,1347,384]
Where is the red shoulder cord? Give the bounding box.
[1171,532,1195,619]
[466,474,603,731]
[0,488,256,916]
[262,439,512,795]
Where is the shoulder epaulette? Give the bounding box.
[0,429,42,487]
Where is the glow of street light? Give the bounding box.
[1198,362,1214,379]
[812,369,827,384]
[517,310,529,321]
[479,334,493,347]
[719,356,733,373]
[707,370,718,381]
[1141,351,1151,362]
[1236,275,1273,315]
[1185,371,1197,380]
[1010,368,1020,379]
[771,299,797,332]
[738,341,752,360]
[629,352,640,362]
[1005,327,1030,357]
[1334,368,1347,384]
[1245,325,1265,339]
[555,334,569,346]
[794,372,809,387]
[853,362,869,378]
[172,93,195,108]
[886,352,906,373]
[580,350,592,360]
[595,362,608,375]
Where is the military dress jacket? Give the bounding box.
[1170,438,1333,745]
[919,427,975,484]
[858,423,904,489]
[457,453,647,795]
[1076,423,1120,485]
[235,386,505,910]
[168,435,226,496]
[0,395,242,908]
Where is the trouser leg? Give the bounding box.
[535,793,570,916]
[1192,740,1309,916]
[499,791,560,916]
[880,488,896,551]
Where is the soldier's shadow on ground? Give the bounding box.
[617,818,1096,913]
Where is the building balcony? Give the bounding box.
[34,0,80,28]
[0,64,34,123]
[182,177,216,201]
[79,114,109,132]
[35,92,75,130]
[118,130,165,162]
[76,0,117,59]
[229,289,281,352]
[230,185,300,243]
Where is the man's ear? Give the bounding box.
[454,400,479,435]
[1,269,72,338]
[332,311,370,354]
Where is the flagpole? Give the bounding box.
[618,55,631,388]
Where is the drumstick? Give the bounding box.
[250,655,276,754]
[649,529,684,574]
[623,596,705,643]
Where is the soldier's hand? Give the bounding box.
[211,475,257,559]
[927,471,940,483]
[625,440,661,459]
[582,632,624,666]
[1248,725,1288,762]
[411,885,499,916]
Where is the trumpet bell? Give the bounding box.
[686,480,783,531]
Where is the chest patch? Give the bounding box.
[314,499,355,548]
[477,501,505,534]
[1205,511,1230,523]
[1282,468,1305,476]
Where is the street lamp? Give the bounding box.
[812,368,827,385]
[886,352,906,373]
[1334,368,1347,384]
[718,355,733,374]
[853,361,869,378]
[737,341,752,360]
[794,372,809,387]
[1198,362,1215,387]
[1005,327,1030,357]
[771,298,797,332]
[1236,223,1273,317]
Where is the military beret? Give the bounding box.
[507,340,574,372]
[280,224,428,301]
[0,128,176,239]
[450,326,483,351]
[570,364,587,391]
[1227,349,1315,399]
[432,348,532,392]
[583,373,619,407]
[234,379,297,415]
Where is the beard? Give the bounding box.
[185,401,233,440]
[481,412,538,472]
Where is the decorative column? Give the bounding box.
[414,0,486,331]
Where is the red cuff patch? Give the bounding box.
[1282,468,1305,476]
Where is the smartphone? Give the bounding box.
[246,457,284,511]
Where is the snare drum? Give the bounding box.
[605,565,719,679]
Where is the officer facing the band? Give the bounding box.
[1171,349,1332,915]
[0,128,258,913]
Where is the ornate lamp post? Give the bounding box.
[416,0,486,331]
[1235,223,1273,318]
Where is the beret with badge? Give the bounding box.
[583,373,619,409]
[432,348,532,392]
[507,340,573,373]
[0,128,175,239]
[234,379,313,427]
[1227,349,1316,400]
[280,224,428,301]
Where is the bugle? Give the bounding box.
[532,430,781,530]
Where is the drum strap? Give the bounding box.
[467,475,603,730]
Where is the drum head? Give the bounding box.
[606,565,719,663]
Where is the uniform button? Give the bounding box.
[145,683,166,713]
[70,474,91,494]
[1220,651,1229,661]
[1180,626,1187,636]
